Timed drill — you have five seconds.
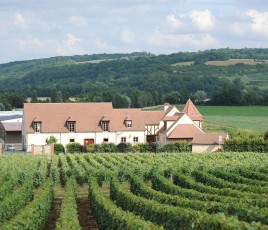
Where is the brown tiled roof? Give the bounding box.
[2,122,22,131]
[192,133,229,145]
[167,124,203,139]
[142,111,166,125]
[24,102,114,133]
[111,109,145,131]
[182,99,203,121]
[162,113,184,122]
[24,103,146,133]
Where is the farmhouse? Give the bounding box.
[22,100,228,151]
[0,111,23,149]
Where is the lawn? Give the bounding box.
[176,105,268,132]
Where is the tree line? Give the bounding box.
[1,48,268,110]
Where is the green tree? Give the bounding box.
[50,88,57,103]
[30,90,38,103]
[194,90,207,104]
[165,92,181,104]
[46,135,58,144]
[0,103,5,111]
[56,90,63,102]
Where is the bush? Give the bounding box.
[54,143,65,154]
[66,142,82,153]
[117,143,135,153]
[100,143,118,153]
[224,137,268,152]
[86,143,119,153]
[134,143,157,153]
[46,135,58,144]
[159,141,191,153]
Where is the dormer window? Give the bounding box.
[67,121,76,132]
[102,121,109,131]
[33,122,41,133]
[124,116,132,128]
[126,120,132,128]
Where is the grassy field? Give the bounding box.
[197,106,268,132]
[165,105,268,132]
[205,59,267,66]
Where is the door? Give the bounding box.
[84,138,94,147]
[146,135,156,143]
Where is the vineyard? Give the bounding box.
[0,152,268,229]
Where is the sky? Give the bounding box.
[0,0,268,64]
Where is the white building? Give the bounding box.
[22,100,228,152]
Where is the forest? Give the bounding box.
[0,48,268,110]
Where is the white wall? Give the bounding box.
[25,130,146,147]
[192,144,223,153]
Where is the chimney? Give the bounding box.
[163,103,169,111]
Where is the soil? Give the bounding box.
[77,197,99,230]
[46,198,62,230]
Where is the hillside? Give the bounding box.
[0,48,268,109]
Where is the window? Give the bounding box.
[102,121,109,131]
[34,122,41,133]
[126,120,132,128]
[133,137,138,143]
[103,138,109,142]
[121,137,126,143]
[68,122,76,132]
[70,138,75,142]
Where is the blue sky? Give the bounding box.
[0,0,268,63]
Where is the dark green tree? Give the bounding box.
[30,90,38,103]
[50,88,57,103]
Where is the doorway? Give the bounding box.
[84,138,94,147]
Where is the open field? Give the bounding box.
[172,59,268,67]
[1,153,268,229]
[171,61,194,66]
[166,105,268,132]
[195,106,268,132]
[205,59,267,66]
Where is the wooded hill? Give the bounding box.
[0,48,268,109]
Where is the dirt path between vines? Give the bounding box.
[77,184,99,230]
[77,197,99,230]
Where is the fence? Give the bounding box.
[0,143,54,156]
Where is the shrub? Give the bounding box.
[66,142,82,153]
[134,143,157,153]
[86,144,99,153]
[117,143,135,153]
[159,141,191,153]
[54,143,65,154]
[100,143,118,153]
[46,135,58,144]
[224,137,268,152]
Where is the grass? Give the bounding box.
[144,104,268,131]
[171,61,194,66]
[196,106,268,116]
[146,105,268,132]
[205,59,267,66]
[204,116,268,132]
[196,106,268,132]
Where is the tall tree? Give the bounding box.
[30,90,38,103]
[50,88,57,103]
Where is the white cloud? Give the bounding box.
[56,34,83,55]
[13,12,27,29]
[166,14,183,29]
[246,9,268,37]
[15,34,84,57]
[146,29,217,50]
[68,16,88,27]
[120,29,137,44]
[16,37,42,50]
[188,9,215,31]
[229,22,247,36]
